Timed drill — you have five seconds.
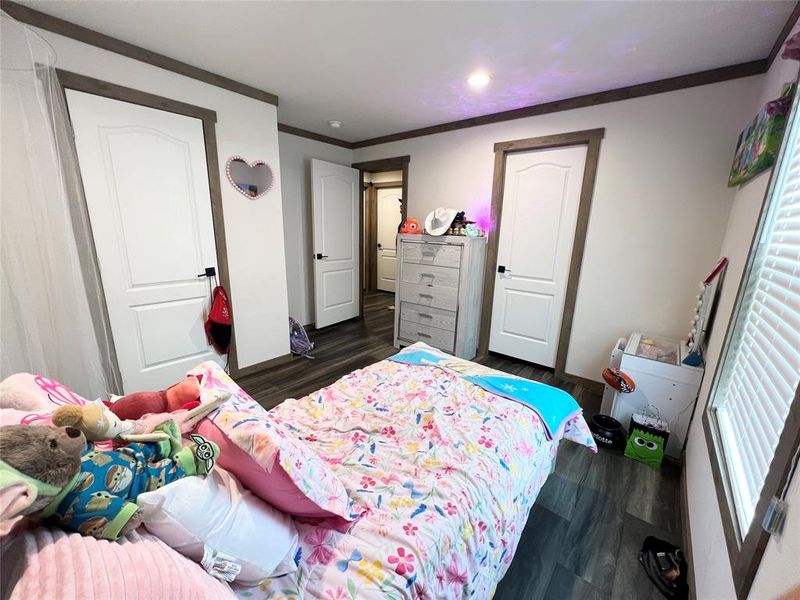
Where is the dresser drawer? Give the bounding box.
[398,282,458,311]
[399,320,455,353]
[401,302,457,332]
[402,242,462,268]
[401,263,460,289]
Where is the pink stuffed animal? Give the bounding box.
[0,373,70,413]
[108,376,201,421]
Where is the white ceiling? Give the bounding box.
[20,0,796,142]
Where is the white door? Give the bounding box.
[66,90,223,392]
[376,187,402,292]
[311,159,360,328]
[489,145,587,367]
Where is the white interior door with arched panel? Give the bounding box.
[376,187,402,292]
[489,145,587,367]
[65,90,224,393]
[311,159,360,328]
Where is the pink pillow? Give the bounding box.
[195,410,353,525]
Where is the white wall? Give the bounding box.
[353,78,760,381]
[31,29,290,369]
[365,170,403,184]
[685,25,800,600]
[278,132,353,325]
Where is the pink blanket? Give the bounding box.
[0,518,234,599]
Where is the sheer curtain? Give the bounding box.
[1,13,113,399]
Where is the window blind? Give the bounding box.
[711,92,800,536]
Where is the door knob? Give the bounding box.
[316,253,329,260]
[197,266,216,277]
[377,243,383,249]
[497,265,511,274]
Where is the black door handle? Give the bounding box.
[377,243,382,249]
[497,265,510,274]
[197,266,216,277]
[316,253,329,260]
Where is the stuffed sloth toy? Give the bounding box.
[0,421,219,541]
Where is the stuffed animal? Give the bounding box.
[108,376,202,421]
[0,421,219,540]
[52,392,230,443]
[52,402,169,443]
[0,373,61,413]
[399,218,421,234]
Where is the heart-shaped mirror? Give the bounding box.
[225,156,275,200]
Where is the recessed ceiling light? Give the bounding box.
[467,72,491,89]
[328,120,342,129]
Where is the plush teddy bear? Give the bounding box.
[108,376,202,421]
[0,421,220,540]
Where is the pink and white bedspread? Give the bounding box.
[235,345,596,600]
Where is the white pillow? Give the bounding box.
[137,467,298,585]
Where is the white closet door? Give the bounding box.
[311,159,360,328]
[66,90,223,393]
[376,187,402,292]
[489,145,587,367]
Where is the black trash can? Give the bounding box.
[588,414,627,451]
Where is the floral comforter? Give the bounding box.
[231,346,596,600]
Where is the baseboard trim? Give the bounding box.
[558,371,605,396]
[681,468,697,600]
[232,352,293,378]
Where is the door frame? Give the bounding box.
[55,69,242,380]
[365,180,403,293]
[351,155,410,316]
[477,128,604,386]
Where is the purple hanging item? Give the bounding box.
[782,31,800,61]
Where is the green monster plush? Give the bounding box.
[624,426,668,469]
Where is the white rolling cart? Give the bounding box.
[610,333,704,459]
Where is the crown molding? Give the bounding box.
[767,0,800,69]
[4,0,792,150]
[349,60,767,149]
[0,0,279,106]
[277,123,353,149]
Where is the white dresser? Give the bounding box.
[393,234,486,359]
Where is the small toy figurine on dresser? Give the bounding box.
[0,397,225,540]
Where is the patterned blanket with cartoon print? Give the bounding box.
[194,345,597,599]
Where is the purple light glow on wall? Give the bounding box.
[473,203,495,234]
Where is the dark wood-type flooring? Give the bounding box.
[238,291,683,600]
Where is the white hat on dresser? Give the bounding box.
[424,207,459,236]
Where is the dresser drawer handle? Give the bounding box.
[417,332,431,339]
[418,313,433,319]
[419,293,433,299]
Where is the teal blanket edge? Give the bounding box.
[388,350,581,440]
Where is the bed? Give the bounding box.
[231,343,596,599]
[0,343,595,599]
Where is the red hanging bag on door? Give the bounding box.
[205,285,232,354]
